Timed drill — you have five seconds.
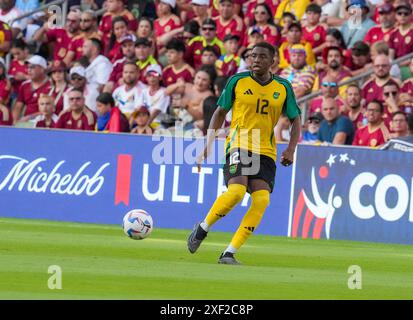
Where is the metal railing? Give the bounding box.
[297,51,413,123]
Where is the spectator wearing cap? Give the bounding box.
[33,8,81,61]
[245,3,280,48]
[216,34,241,77]
[302,4,327,57]
[0,17,11,58]
[83,38,113,112]
[310,74,345,115]
[103,33,137,93]
[130,105,153,135]
[364,3,395,46]
[163,38,194,87]
[280,44,316,98]
[56,88,96,131]
[388,2,413,60]
[33,94,58,129]
[318,97,355,145]
[185,19,225,69]
[98,0,137,52]
[154,0,182,55]
[244,0,278,28]
[95,92,129,133]
[112,62,147,118]
[64,10,100,66]
[344,41,371,76]
[191,0,210,27]
[47,60,69,115]
[278,22,315,69]
[275,0,311,23]
[340,0,375,48]
[141,64,171,129]
[8,38,29,96]
[246,27,265,48]
[390,111,410,138]
[314,46,352,98]
[353,100,390,147]
[0,57,11,105]
[12,55,51,123]
[106,16,130,63]
[302,112,323,143]
[362,54,400,105]
[342,84,366,129]
[213,0,246,46]
[0,0,26,38]
[63,65,95,113]
[135,37,161,84]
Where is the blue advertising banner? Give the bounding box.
[290,144,413,245]
[0,127,292,236]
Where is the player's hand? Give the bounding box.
[196,148,208,173]
[280,148,294,167]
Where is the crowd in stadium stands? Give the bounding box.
[0,0,413,148]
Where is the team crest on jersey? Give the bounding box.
[229,164,237,174]
[273,92,280,99]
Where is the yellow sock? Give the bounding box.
[204,184,247,227]
[230,190,270,250]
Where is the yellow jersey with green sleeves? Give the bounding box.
[218,72,301,161]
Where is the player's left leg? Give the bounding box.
[218,179,271,265]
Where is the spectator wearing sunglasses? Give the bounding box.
[302,112,323,143]
[353,100,390,147]
[389,3,413,60]
[309,75,345,115]
[383,80,413,126]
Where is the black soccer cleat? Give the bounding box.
[187,222,207,254]
[218,252,241,265]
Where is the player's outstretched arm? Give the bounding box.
[280,116,301,167]
[197,107,228,172]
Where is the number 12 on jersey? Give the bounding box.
[256,99,269,115]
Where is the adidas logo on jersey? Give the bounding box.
[244,89,253,95]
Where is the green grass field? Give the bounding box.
[0,217,412,300]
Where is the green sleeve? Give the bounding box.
[217,75,240,111]
[282,80,302,120]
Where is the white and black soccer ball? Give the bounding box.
[122,209,153,240]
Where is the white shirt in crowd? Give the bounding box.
[85,55,113,111]
[113,81,147,117]
[0,7,27,31]
[142,87,170,124]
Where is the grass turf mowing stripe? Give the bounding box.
[0,217,412,299]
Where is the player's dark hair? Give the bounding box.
[253,42,276,57]
[369,99,384,113]
[90,37,103,54]
[96,92,115,107]
[166,38,186,53]
[202,45,220,58]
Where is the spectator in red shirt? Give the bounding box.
[8,38,29,96]
[389,3,413,60]
[56,88,96,131]
[33,94,58,129]
[12,55,51,123]
[33,8,81,61]
[64,10,100,67]
[185,19,225,69]
[343,84,366,130]
[106,16,129,63]
[163,38,194,87]
[0,57,11,105]
[245,3,280,47]
[244,0,279,28]
[302,3,327,57]
[191,0,210,27]
[353,100,391,147]
[213,0,245,45]
[154,0,182,54]
[364,3,395,46]
[98,0,137,52]
[390,111,410,138]
[48,60,69,115]
[344,41,372,76]
[0,102,11,125]
[216,34,241,77]
[104,33,137,93]
[362,54,397,104]
[95,92,129,133]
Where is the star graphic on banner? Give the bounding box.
[350,159,356,166]
[326,154,337,167]
[339,153,350,163]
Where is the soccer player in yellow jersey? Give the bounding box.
[187,42,302,264]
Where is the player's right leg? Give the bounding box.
[187,177,247,254]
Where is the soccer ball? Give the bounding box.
[122,209,153,240]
